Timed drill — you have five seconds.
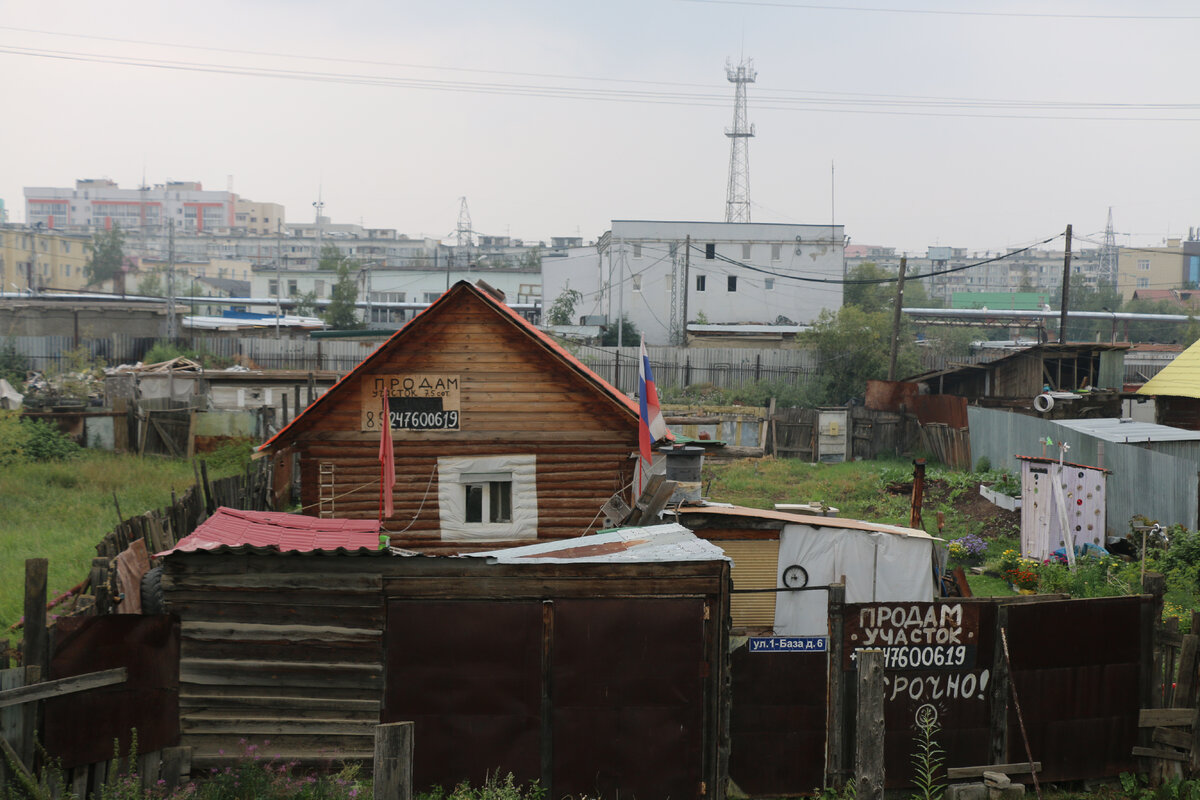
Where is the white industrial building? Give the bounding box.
[543,220,845,345]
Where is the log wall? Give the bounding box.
[165,555,387,769]
[284,286,639,549]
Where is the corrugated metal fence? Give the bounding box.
[11,335,826,391]
[572,345,821,395]
[968,406,1199,533]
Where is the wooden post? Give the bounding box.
[1144,572,1167,708]
[159,746,192,793]
[990,604,1010,766]
[855,649,885,800]
[23,560,47,673]
[887,256,907,381]
[825,582,847,788]
[910,458,926,529]
[19,665,40,772]
[374,722,414,800]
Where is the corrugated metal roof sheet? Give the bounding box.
[469,523,730,564]
[1054,417,1200,443]
[1138,337,1200,398]
[672,503,938,540]
[159,507,382,556]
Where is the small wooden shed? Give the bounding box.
[160,521,731,799]
[260,281,641,551]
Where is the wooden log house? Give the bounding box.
[260,280,642,551]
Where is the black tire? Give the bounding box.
[141,566,166,615]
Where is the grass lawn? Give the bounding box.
[0,452,238,630]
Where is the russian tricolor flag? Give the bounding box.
[638,336,668,493]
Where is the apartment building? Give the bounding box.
[0,225,91,292]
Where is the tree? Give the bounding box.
[322,261,364,330]
[85,226,125,285]
[805,306,920,404]
[601,316,639,346]
[547,286,582,325]
[844,262,939,314]
[136,272,163,297]
[317,243,343,271]
[294,290,319,318]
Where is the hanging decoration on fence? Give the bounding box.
[361,374,461,432]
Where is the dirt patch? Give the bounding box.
[887,478,1020,540]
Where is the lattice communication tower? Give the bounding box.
[724,58,756,223]
[1099,207,1118,288]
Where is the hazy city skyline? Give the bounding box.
[3,0,1199,255]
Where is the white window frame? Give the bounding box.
[438,454,538,541]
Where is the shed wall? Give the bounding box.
[969,406,1199,532]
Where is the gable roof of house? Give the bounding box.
[1138,337,1200,397]
[259,280,640,452]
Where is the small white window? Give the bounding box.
[633,243,642,258]
[764,278,774,291]
[1138,259,1151,271]
[742,243,752,259]
[633,274,642,292]
[438,454,538,541]
[696,274,706,292]
[771,243,782,261]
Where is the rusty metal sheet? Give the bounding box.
[911,395,969,428]
[44,614,180,769]
[865,380,920,413]
[382,601,543,792]
[1005,596,1143,781]
[729,647,826,797]
[552,598,706,800]
[844,602,996,788]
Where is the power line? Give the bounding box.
[5,42,1200,122]
[680,0,1200,20]
[689,234,1063,285]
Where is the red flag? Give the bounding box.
[378,394,395,520]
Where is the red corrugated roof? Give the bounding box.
[159,507,381,556]
[259,280,639,453]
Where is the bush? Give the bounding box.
[0,410,29,466]
[0,411,80,466]
[23,418,81,462]
[0,339,29,387]
[418,773,547,800]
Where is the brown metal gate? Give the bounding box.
[382,601,543,790]
[383,597,710,799]
[1005,596,1144,781]
[729,648,827,796]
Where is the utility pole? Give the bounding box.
[1058,224,1073,344]
[617,239,625,349]
[275,218,283,338]
[166,218,177,340]
[887,256,907,381]
[682,235,691,346]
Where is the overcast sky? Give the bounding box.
[3,0,1198,255]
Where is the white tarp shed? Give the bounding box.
[774,522,940,636]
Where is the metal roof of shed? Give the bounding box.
[159,507,382,556]
[1053,418,1200,444]
[469,523,730,564]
